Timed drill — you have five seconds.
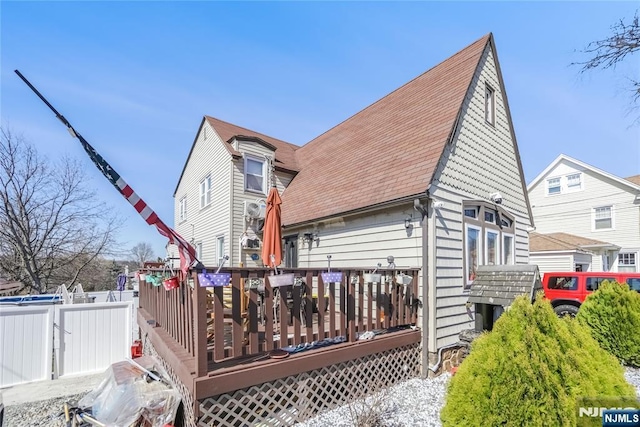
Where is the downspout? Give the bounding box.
[419,194,431,378]
[229,157,236,266]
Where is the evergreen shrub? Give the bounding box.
[440,295,635,427]
[576,280,640,367]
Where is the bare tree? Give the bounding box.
[0,127,121,294]
[131,242,155,266]
[575,12,640,110]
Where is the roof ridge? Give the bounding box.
[297,33,492,152]
[204,115,300,149]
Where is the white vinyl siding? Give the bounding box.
[528,159,640,273]
[174,120,232,267]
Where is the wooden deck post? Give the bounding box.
[193,270,208,377]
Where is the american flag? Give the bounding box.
[14,70,196,277]
[77,132,196,277]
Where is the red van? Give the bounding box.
[542,271,640,317]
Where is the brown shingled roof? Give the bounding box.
[529,232,613,252]
[626,174,640,186]
[205,116,300,172]
[280,34,491,226]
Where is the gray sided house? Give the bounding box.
[173,33,533,354]
[528,154,640,274]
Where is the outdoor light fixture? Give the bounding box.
[404,217,412,229]
[303,232,314,243]
[432,201,444,209]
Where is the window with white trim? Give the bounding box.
[485,84,495,125]
[179,196,187,222]
[216,236,225,266]
[503,233,514,265]
[547,177,561,195]
[199,175,211,208]
[486,230,499,265]
[466,224,481,285]
[195,242,203,260]
[244,156,265,194]
[567,173,582,190]
[593,206,613,230]
[618,252,636,272]
[463,201,516,289]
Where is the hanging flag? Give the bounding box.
[14,70,197,276]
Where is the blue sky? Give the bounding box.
[2,1,639,258]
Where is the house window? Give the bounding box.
[618,252,636,272]
[463,201,516,289]
[464,207,478,218]
[547,178,561,195]
[466,225,481,285]
[593,206,612,230]
[179,196,187,222]
[216,236,225,266]
[244,156,265,194]
[200,175,211,208]
[503,234,514,265]
[567,173,582,190]
[485,84,495,125]
[195,242,203,261]
[486,230,499,265]
[203,127,207,140]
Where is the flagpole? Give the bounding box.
[14,70,200,275]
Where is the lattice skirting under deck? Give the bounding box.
[198,343,421,426]
[143,335,197,427]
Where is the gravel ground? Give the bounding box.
[4,367,640,426]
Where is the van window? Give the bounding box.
[625,278,640,292]
[586,277,610,292]
[547,276,578,290]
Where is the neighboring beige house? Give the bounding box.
[173,33,533,353]
[528,154,640,273]
[529,232,619,274]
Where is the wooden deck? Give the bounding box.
[137,266,421,408]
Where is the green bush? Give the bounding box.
[440,295,635,427]
[576,280,640,367]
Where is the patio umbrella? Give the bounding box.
[261,186,283,268]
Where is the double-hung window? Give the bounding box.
[593,206,613,230]
[200,175,211,208]
[547,177,561,195]
[216,236,225,266]
[618,253,636,272]
[179,196,187,222]
[245,156,265,194]
[463,201,516,289]
[567,173,582,190]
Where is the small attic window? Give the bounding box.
[203,127,208,140]
[485,83,495,126]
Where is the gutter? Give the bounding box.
[420,192,431,378]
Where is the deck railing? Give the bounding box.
[138,266,420,377]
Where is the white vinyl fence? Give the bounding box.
[0,301,133,388]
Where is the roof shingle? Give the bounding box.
[205,116,300,172]
[529,232,613,252]
[281,34,492,226]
